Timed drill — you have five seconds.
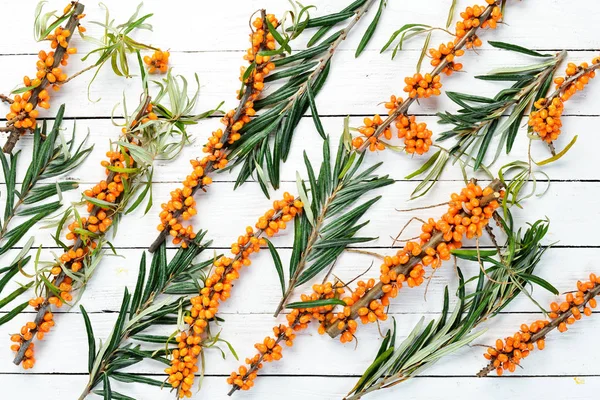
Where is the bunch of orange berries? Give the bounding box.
[144,50,170,74]
[156,13,280,247]
[404,73,442,99]
[167,193,302,397]
[483,273,600,376]
[10,302,54,369]
[397,115,434,155]
[228,281,344,392]
[4,5,83,134]
[529,58,599,143]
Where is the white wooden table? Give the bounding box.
[1,1,599,399]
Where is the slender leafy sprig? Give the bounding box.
[225,0,386,192]
[272,131,394,315]
[78,2,159,100]
[78,236,217,400]
[381,0,456,61]
[346,216,553,399]
[407,42,566,199]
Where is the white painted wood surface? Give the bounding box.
[0,1,599,399]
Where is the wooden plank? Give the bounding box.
[1,311,599,376]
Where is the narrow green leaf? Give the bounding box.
[286,298,346,309]
[265,239,286,297]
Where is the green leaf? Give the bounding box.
[80,305,96,373]
[0,301,29,326]
[266,239,286,297]
[488,41,551,57]
[0,282,33,309]
[355,0,386,58]
[534,135,577,166]
[266,18,291,54]
[520,273,559,295]
[416,31,432,73]
[286,298,346,309]
[307,83,327,140]
[296,172,314,226]
[103,373,112,400]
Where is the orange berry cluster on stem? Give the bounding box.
[5,9,83,133]
[404,73,442,99]
[483,273,600,376]
[397,115,433,155]
[529,57,599,143]
[324,182,503,342]
[167,193,302,398]
[155,13,280,248]
[228,281,344,392]
[144,49,170,74]
[10,301,54,369]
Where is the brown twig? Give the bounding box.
[2,2,85,154]
[0,94,14,104]
[326,179,505,338]
[476,283,600,377]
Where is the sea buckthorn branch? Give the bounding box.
[325,178,505,338]
[11,72,215,368]
[273,134,394,316]
[345,218,553,399]
[11,95,153,368]
[77,235,214,400]
[529,56,600,154]
[2,1,85,154]
[228,281,346,395]
[226,0,384,191]
[165,193,303,398]
[353,0,503,154]
[477,274,600,377]
[147,10,279,253]
[407,45,566,199]
[0,106,92,324]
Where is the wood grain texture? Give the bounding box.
[0,0,599,399]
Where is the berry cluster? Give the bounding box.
[482,274,600,376]
[155,13,280,247]
[143,49,170,74]
[10,301,54,369]
[166,193,302,398]
[529,57,600,143]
